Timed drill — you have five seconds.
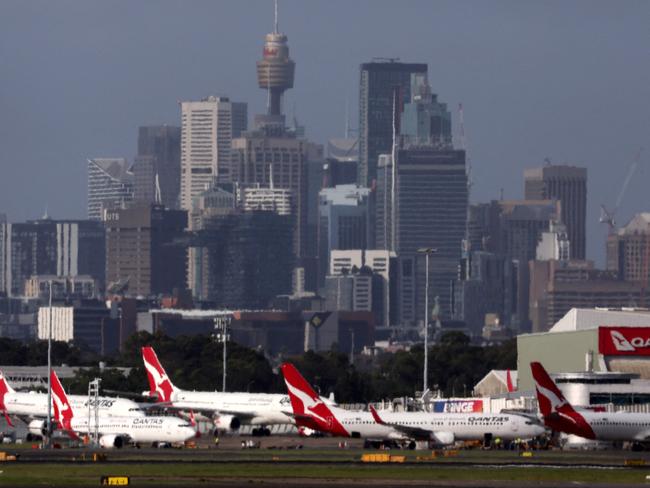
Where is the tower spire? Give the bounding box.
[256,0,294,117]
[274,0,279,34]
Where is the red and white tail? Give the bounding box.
[50,370,74,431]
[280,363,347,437]
[506,369,515,393]
[0,370,15,427]
[141,346,177,402]
[530,362,595,439]
[530,362,574,417]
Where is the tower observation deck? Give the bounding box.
[256,4,295,117]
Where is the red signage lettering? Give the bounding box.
[599,326,650,356]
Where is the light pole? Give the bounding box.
[214,316,231,392]
[46,280,53,448]
[417,248,437,395]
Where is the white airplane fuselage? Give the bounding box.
[573,411,650,442]
[169,390,293,425]
[4,391,146,419]
[334,408,545,441]
[69,415,196,444]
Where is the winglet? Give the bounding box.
[141,346,177,402]
[368,405,386,425]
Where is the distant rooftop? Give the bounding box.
[88,158,133,183]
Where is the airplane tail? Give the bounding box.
[0,370,15,427]
[530,362,576,417]
[530,362,595,439]
[280,363,348,437]
[506,369,515,393]
[50,370,74,431]
[141,346,178,402]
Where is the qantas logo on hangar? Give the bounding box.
[599,327,650,355]
[610,330,638,351]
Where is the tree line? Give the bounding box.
[0,331,516,402]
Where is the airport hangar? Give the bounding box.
[517,308,650,407]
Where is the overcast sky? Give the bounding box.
[0,0,648,264]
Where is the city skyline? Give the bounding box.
[1,0,648,266]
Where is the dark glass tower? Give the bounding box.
[358,60,427,187]
[524,165,587,259]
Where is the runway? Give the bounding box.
[2,436,650,487]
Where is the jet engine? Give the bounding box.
[99,434,126,449]
[214,414,241,433]
[432,431,455,446]
[27,419,48,438]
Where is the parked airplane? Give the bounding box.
[0,370,146,439]
[281,362,545,445]
[142,346,297,436]
[50,369,196,448]
[531,361,650,445]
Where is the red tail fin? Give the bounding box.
[280,363,348,437]
[50,370,74,430]
[506,369,515,393]
[0,371,15,427]
[530,362,595,439]
[530,362,573,417]
[141,346,176,402]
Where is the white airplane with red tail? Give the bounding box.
[531,362,650,445]
[49,369,196,448]
[142,346,303,435]
[281,362,545,445]
[0,369,147,440]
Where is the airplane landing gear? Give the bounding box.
[252,427,271,436]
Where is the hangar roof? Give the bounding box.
[549,308,650,333]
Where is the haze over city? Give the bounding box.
[1,0,648,264]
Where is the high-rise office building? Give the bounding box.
[500,200,560,332]
[452,251,515,336]
[358,60,427,187]
[317,185,371,285]
[376,75,467,327]
[190,210,294,308]
[105,204,187,297]
[529,259,645,332]
[524,164,587,259]
[377,148,468,325]
[133,125,181,209]
[0,218,105,297]
[325,138,358,187]
[188,187,237,300]
[607,213,650,284]
[179,96,247,210]
[87,158,134,220]
[328,249,396,329]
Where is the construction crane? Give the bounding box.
[600,147,644,233]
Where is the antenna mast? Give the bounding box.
[274,0,279,33]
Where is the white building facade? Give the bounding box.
[179,96,247,210]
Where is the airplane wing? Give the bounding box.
[368,405,437,441]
